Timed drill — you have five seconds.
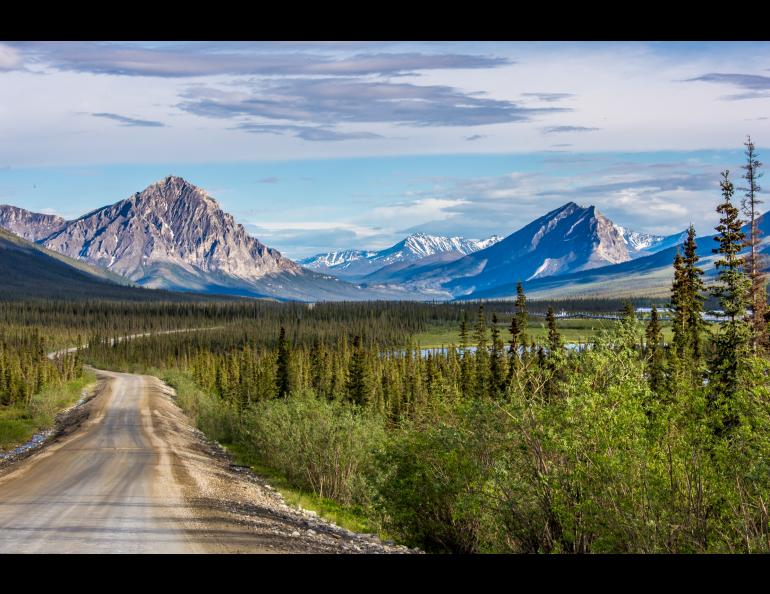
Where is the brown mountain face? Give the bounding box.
[42,176,301,287]
[0,205,66,242]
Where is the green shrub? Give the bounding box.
[240,390,386,506]
[373,401,499,553]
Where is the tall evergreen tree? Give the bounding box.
[645,306,665,394]
[670,250,688,360]
[682,224,707,362]
[546,306,562,353]
[508,315,521,355]
[621,302,636,321]
[710,170,752,430]
[739,135,768,352]
[508,313,521,382]
[474,305,487,350]
[489,313,504,397]
[347,335,370,406]
[473,305,489,398]
[459,310,469,350]
[275,326,292,398]
[514,282,528,344]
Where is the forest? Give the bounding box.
[2,141,770,553]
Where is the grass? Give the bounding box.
[220,441,380,536]
[0,372,97,452]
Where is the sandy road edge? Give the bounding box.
[146,375,419,554]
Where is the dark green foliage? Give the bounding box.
[710,170,752,426]
[645,306,665,394]
[682,225,707,361]
[346,335,371,406]
[739,136,769,352]
[669,225,708,391]
[458,311,469,350]
[489,313,505,398]
[546,306,562,353]
[514,281,528,344]
[275,326,292,398]
[0,329,82,406]
[621,302,636,321]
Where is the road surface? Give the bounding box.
[0,368,409,554]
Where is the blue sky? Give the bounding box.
[0,41,768,258]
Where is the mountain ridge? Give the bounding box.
[300,232,503,280]
[0,177,417,302]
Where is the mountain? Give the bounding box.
[4,176,407,302]
[0,205,66,242]
[301,232,503,281]
[298,249,378,272]
[468,212,770,301]
[375,203,631,297]
[0,226,228,302]
[615,224,688,259]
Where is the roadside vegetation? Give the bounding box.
[0,356,95,453]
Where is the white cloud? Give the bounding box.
[372,198,469,222]
[0,43,21,70]
[248,221,381,238]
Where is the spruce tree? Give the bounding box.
[670,250,688,361]
[459,310,469,350]
[621,302,636,321]
[275,326,292,398]
[739,135,768,352]
[645,306,665,393]
[473,305,489,398]
[514,282,528,344]
[346,334,370,406]
[682,224,707,361]
[546,306,562,353]
[508,313,521,381]
[474,304,487,350]
[508,315,521,354]
[710,170,752,430]
[543,307,562,401]
[489,313,504,397]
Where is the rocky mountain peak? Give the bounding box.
[41,176,300,286]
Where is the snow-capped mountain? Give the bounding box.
[298,249,378,271]
[300,233,503,280]
[376,202,636,297]
[613,224,687,258]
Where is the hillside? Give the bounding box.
[0,227,238,302]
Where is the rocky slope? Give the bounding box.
[0,226,215,302]
[0,205,65,242]
[43,176,298,282]
[3,177,411,301]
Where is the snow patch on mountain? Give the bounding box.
[300,233,503,278]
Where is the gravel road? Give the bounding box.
[0,369,414,554]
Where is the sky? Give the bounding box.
[0,41,768,258]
